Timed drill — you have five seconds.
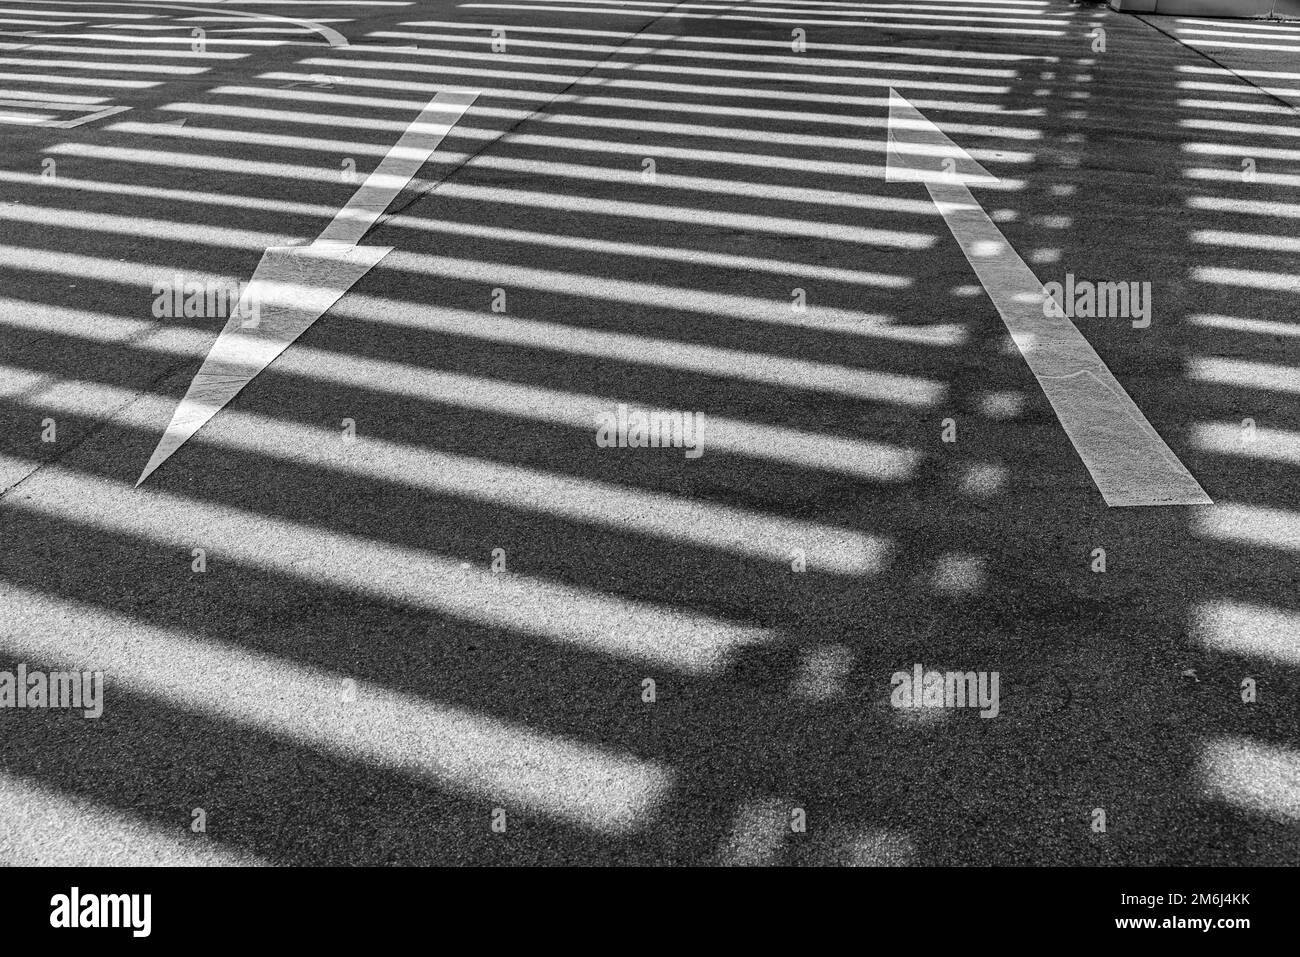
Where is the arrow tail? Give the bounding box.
[924,179,1211,507]
[317,89,477,246]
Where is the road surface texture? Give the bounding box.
[0,0,1297,865]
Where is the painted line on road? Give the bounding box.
[887,90,1210,507]
[137,89,479,485]
[0,97,100,111]
[128,1,349,48]
[927,180,1210,505]
[314,90,477,244]
[0,102,130,127]
[4,2,347,47]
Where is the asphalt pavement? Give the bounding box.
[0,0,1296,865]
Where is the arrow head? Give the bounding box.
[885,89,1001,188]
[136,243,392,486]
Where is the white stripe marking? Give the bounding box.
[316,90,477,244]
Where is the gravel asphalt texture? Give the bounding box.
[0,0,1297,865]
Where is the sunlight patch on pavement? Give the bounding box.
[1192,600,1300,666]
[0,583,673,833]
[0,772,265,866]
[1199,737,1300,824]
[3,465,778,674]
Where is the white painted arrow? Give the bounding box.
[137,89,478,486]
[886,89,1211,507]
[133,2,350,48]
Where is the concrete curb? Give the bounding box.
[1108,0,1300,17]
